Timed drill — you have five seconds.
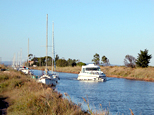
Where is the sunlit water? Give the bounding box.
[32,70,154,115]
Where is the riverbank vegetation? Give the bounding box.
[101,66,154,81]
[0,68,111,115]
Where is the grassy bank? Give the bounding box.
[101,66,154,82]
[32,66,154,82]
[0,69,110,115]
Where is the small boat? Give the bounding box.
[21,67,32,75]
[38,75,56,86]
[77,64,106,81]
[37,69,57,86]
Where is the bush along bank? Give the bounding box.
[0,69,112,115]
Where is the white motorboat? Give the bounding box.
[77,64,106,81]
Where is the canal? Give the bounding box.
[33,70,154,115]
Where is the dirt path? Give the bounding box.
[0,97,9,115]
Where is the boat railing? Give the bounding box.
[84,71,103,75]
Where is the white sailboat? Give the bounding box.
[37,14,58,86]
[20,39,32,75]
[50,21,59,82]
[12,54,17,70]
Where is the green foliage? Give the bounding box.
[30,55,83,67]
[77,62,86,66]
[56,59,68,67]
[0,75,9,82]
[136,49,152,68]
[124,55,136,68]
[55,54,59,62]
[0,82,9,92]
[101,56,110,65]
[28,54,33,60]
[31,56,53,66]
[101,56,107,63]
[67,58,77,67]
[92,53,100,65]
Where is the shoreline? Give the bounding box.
[106,75,154,82]
[32,67,154,82]
[55,70,154,82]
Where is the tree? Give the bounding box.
[56,59,68,67]
[46,56,52,66]
[28,54,33,60]
[77,62,86,66]
[55,54,59,62]
[67,58,77,67]
[92,53,100,65]
[124,55,136,68]
[136,49,152,68]
[31,57,38,65]
[101,56,110,65]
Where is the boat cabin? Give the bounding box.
[81,64,101,73]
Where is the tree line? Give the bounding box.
[92,49,152,68]
[27,49,152,68]
[27,54,86,67]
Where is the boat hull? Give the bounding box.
[77,74,106,81]
[38,78,56,86]
[37,74,58,86]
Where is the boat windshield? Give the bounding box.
[85,67,100,71]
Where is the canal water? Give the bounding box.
[33,70,154,115]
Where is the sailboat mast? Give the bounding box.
[46,14,48,69]
[27,38,29,67]
[20,48,22,66]
[13,53,16,67]
[52,22,54,73]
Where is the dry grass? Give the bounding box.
[0,69,111,115]
[0,64,7,70]
[32,66,81,74]
[100,66,154,81]
[56,66,81,74]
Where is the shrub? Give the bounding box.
[136,49,152,68]
[77,62,86,66]
[124,55,136,68]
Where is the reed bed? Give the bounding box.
[0,69,111,115]
[31,66,81,74]
[101,66,154,81]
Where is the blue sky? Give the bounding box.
[0,0,154,66]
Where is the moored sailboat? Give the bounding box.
[37,14,59,86]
